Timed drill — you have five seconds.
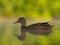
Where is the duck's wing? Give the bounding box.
[27,23,42,28]
[27,22,49,27]
[26,23,48,30]
[26,22,52,31]
[41,22,49,24]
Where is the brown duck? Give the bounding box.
[14,17,54,40]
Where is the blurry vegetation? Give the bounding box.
[0,0,60,18]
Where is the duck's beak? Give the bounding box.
[13,21,18,24]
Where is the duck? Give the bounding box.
[14,17,54,40]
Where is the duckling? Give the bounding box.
[14,17,54,40]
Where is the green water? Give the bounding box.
[0,23,60,45]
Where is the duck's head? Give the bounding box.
[14,17,26,24]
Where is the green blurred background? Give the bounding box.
[0,0,60,45]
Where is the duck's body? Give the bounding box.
[14,17,54,40]
[26,23,53,35]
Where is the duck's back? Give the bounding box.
[26,23,53,35]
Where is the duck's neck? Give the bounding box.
[21,21,26,26]
[20,21,26,40]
